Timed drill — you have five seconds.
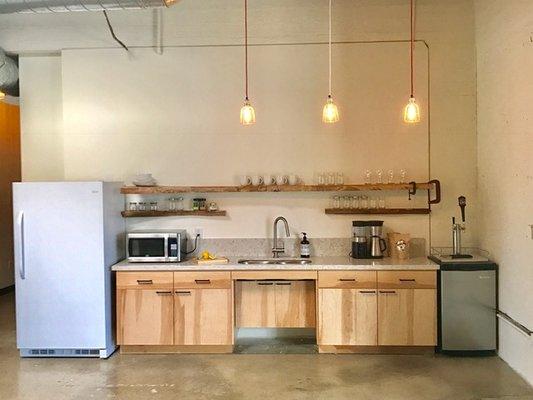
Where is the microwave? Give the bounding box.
[127,230,187,262]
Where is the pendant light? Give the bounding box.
[0,91,5,100]
[322,0,339,123]
[403,0,420,124]
[240,0,256,125]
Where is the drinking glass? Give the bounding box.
[364,170,372,184]
[361,195,369,209]
[376,169,383,184]
[327,172,335,185]
[335,172,344,185]
[316,172,326,186]
[387,169,394,184]
[343,196,351,209]
[400,169,407,183]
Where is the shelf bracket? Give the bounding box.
[428,179,441,205]
[408,181,417,200]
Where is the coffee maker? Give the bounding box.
[368,221,387,259]
[351,220,387,259]
[351,221,369,259]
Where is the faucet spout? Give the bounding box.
[272,216,290,258]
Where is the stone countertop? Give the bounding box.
[111,256,438,271]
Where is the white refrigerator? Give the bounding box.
[12,182,125,358]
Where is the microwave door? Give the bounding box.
[128,237,166,262]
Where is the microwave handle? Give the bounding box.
[164,236,169,259]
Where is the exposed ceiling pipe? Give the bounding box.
[0,0,175,14]
[0,49,19,98]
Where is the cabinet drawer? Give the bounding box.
[173,272,231,289]
[318,271,377,289]
[377,271,436,289]
[117,271,173,290]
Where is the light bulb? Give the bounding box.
[240,99,256,125]
[0,91,5,100]
[322,96,339,123]
[403,96,420,124]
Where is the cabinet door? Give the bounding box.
[378,289,436,346]
[174,289,233,345]
[318,289,377,345]
[117,289,174,345]
[275,281,316,328]
[235,281,276,327]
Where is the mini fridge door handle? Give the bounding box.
[16,211,25,280]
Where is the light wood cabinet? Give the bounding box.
[377,289,436,346]
[174,289,233,345]
[117,272,234,348]
[318,289,377,345]
[318,271,377,289]
[117,289,174,345]
[235,280,315,328]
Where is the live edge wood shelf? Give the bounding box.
[121,210,227,218]
[120,182,436,194]
[325,208,431,215]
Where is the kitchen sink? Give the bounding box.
[237,259,312,265]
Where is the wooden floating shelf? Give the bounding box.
[325,208,431,215]
[121,210,227,218]
[121,182,433,195]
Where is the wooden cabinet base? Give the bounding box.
[318,345,435,355]
[120,345,234,354]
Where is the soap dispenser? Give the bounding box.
[300,232,310,258]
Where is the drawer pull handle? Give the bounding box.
[258,282,274,286]
[339,279,356,282]
[275,282,292,286]
[399,279,416,282]
[137,279,153,285]
[175,291,191,295]
[195,279,211,284]
[360,290,377,294]
[156,291,172,295]
[379,290,397,294]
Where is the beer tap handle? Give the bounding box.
[458,196,466,223]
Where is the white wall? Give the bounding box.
[6,0,478,246]
[19,55,64,180]
[475,0,533,385]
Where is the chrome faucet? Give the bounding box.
[272,216,290,258]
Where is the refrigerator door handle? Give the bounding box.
[16,211,25,280]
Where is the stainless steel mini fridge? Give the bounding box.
[434,261,498,355]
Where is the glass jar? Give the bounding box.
[343,195,351,209]
[360,195,369,209]
[352,195,360,209]
[138,201,147,211]
[332,195,340,209]
[176,197,184,211]
[150,202,158,211]
[168,198,176,211]
[129,202,137,211]
[199,198,207,211]
[192,198,200,211]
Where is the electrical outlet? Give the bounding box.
[194,228,203,239]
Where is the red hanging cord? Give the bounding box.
[410,0,415,98]
[244,0,249,100]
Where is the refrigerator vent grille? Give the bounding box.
[27,349,100,357]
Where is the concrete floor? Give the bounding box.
[0,292,532,400]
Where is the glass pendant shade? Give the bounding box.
[240,99,256,125]
[0,91,5,100]
[322,96,339,123]
[403,96,420,124]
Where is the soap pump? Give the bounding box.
[300,232,310,259]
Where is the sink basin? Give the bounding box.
[237,259,312,265]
